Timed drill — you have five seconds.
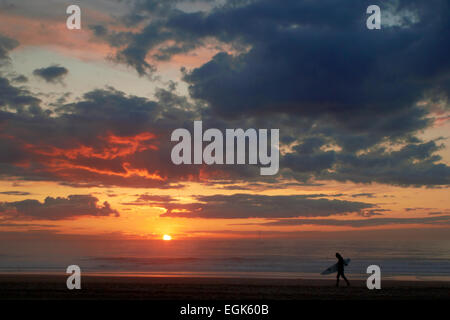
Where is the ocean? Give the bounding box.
[1,238,449,281]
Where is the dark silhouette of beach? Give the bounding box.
[0,274,449,300]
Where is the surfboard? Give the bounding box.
[320,258,351,275]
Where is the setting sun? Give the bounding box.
[163,235,172,241]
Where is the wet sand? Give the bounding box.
[0,274,448,300]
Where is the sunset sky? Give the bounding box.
[0,0,449,248]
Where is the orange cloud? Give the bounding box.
[434,114,450,127]
[0,11,115,61]
[25,132,158,160]
[15,132,166,184]
[45,159,165,181]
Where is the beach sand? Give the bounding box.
[0,274,449,300]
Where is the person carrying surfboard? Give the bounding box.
[335,253,350,287]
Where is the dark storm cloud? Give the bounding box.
[136,194,177,202]
[428,211,447,215]
[0,77,40,110]
[0,83,220,188]
[122,194,177,205]
[90,24,108,37]
[180,0,449,138]
[10,75,28,83]
[81,0,450,187]
[283,140,450,186]
[351,193,376,198]
[0,195,119,220]
[88,24,133,48]
[0,34,18,65]
[249,215,450,228]
[405,207,434,211]
[326,141,450,186]
[102,0,450,140]
[0,74,449,187]
[3,1,450,190]
[0,222,56,228]
[104,0,220,71]
[0,191,31,196]
[32,65,69,83]
[359,208,390,217]
[160,193,374,218]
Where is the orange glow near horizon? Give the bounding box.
[1,178,450,240]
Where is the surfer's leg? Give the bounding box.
[342,273,350,286]
[336,272,340,287]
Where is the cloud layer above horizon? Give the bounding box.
[0,0,449,229]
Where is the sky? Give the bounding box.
[0,0,449,251]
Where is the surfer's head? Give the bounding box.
[336,252,341,258]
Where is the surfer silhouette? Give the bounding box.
[336,252,350,287]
